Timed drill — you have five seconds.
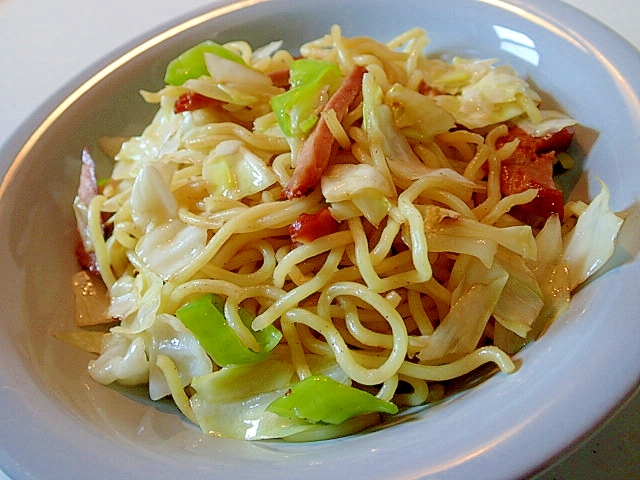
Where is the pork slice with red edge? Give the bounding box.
[283,65,367,199]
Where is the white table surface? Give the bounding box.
[0,0,637,478]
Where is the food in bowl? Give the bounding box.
[66,25,624,441]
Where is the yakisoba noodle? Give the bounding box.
[71,25,624,440]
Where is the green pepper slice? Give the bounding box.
[267,375,398,425]
[176,293,281,367]
[164,40,245,86]
[270,59,342,137]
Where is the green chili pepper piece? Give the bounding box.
[164,40,245,86]
[266,375,398,425]
[176,293,281,367]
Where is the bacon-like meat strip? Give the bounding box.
[289,207,340,244]
[174,92,223,113]
[268,68,291,89]
[175,70,290,114]
[499,126,574,220]
[78,147,98,204]
[75,234,99,273]
[282,65,367,199]
[75,148,100,273]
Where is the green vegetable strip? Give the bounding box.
[267,375,398,425]
[176,293,281,367]
[164,40,246,86]
[270,59,342,137]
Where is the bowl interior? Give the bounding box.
[0,0,639,479]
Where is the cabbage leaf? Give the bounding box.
[562,181,623,290]
[321,163,394,226]
[135,219,208,281]
[433,61,542,129]
[189,354,350,439]
[418,256,508,363]
[145,314,213,400]
[385,84,455,142]
[202,139,278,200]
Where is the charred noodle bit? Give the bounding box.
[70,25,625,441]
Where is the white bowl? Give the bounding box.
[0,0,638,478]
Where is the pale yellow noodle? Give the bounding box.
[439,130,485,163]
[171,192,320,283]
[269,49,296,70]
[407,278,452,311]
[271,152,293,186]
[395,375,430,406]
[377,374,399,402]
[340,296,395,349]
[386,27,428,50]
[398,346,517,381]
[343,102,363,130]
[111,221,141,249]
[369,217,401,264]
[397,178,437,282]
[463,144,490,182]
[282,306,405,386]
[208,230,287,267]
[472,126,523,220]
[166,278,285,314]
[384,290,403,308]
[101,185,133,214]
[321,109,352,150]
[170,164,202,189]
[217,242,265,269]
[280,319,312,380]
[272,231,352,288]
[197,241,276,288]
[414,143,453,170]
[178,206,247,230]
[403,32,429,77]
[252,247,346,330]
[482,188,539,226]
[360,61,391,91]
[104,235,129,278]
[223,40,253,63]
[407,289,435,335]
[317,281,409,372]
[155,355,198,423]
[329,24,355,71]
[183,122,289,152]
[349,216,425,292]
[405,68,424,92]
[421,189,476,218]
[275,246,311,286]
[223,296,261,352]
